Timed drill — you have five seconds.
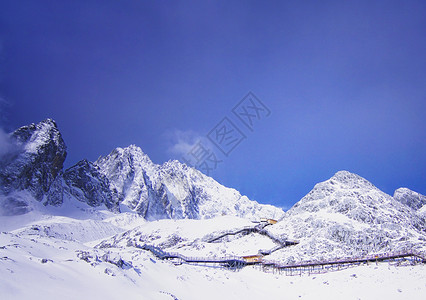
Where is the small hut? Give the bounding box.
[260,218,278,225]
[242,255,263,264]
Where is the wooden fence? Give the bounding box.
[139,242,425,275]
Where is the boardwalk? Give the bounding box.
[139,242,425,275]
[261,249,426,275]
[138,244,246,268]
[137,222,425,275]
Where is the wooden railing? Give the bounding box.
[138,242,425,274]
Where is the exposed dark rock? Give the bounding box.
[0,119,67,201]
[63,159,120,212]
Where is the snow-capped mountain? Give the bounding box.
[266,171,426,263]
[0,119,67,203]
[94,145,283,220]
[0,119,283,220]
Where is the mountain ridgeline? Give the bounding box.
[1,119,426,263]
[0,119,424,231]
[0,119,283,219]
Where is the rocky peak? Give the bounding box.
[0,119,67,200]
[160,160,202,184]
[94,145,157,207]
[11,118,62,152]
[97,145,153,167]
[62,159,119,212]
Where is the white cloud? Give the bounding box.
[164,129,219,162]
[165,129,206,158]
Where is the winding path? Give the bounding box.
[137,223,426,273]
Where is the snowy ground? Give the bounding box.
[1,229,425,300]
[1,212,425,300]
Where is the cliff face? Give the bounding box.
[0,119,67,201]
[62,159,120,212]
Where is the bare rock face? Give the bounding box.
[62,159,120,212]
[0,119,67,201]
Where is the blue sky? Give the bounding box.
[0,0,425,209]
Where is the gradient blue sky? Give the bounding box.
[0,0,425,209]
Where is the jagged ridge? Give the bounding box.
[0,119,284,220]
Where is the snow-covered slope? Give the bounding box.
[97,216,269,257]
[266,171,426,263]
[394,187,426,212]
[2,228,425,300]
[11,217,125,243]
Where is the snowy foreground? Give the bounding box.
[1,209,425,300]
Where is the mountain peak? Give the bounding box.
[11,118,64,154]
[288,170,385,216]
[123,144,144,153]
[40,118,58,127]
[96,144,153,170]
[0,119,67,202]
[329,170,376,190]
[332,170,358,178]
[118,144,151,161]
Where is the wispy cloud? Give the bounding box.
[164,128,219,163]
[164,129,206,159]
